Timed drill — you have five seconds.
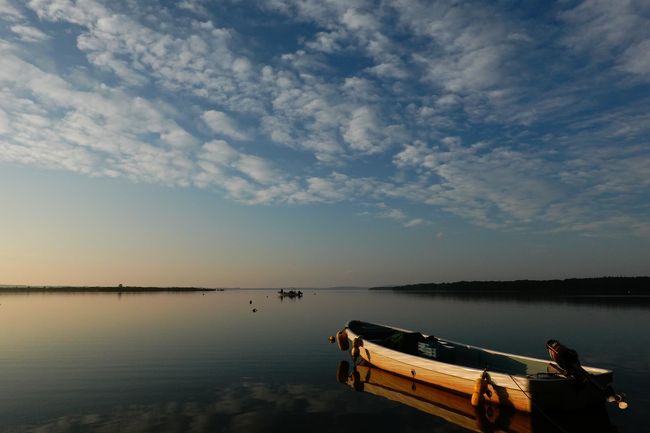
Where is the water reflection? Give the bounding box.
[392,292,650,309]
[337,361,617,433]
[0,291,645,432]
[2,381,470,433]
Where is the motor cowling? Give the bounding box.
[546,339,581,376]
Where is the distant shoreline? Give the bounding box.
[370,277,650,296]
[0,286,218,293]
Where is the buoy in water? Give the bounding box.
[471,372,488,407]
[350,337,362,357]
[336,330,349,351]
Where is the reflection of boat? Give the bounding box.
[335,320,617,413]
[337,361,617,433]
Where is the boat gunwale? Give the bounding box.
[345,320,612,383]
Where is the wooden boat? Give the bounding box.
[334,320,617,413]
[337,361,617,433]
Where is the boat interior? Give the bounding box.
[348,320,558,377]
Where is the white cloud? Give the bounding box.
[28,0,257,110]
[177,0,208,16]
[393,0,522,94]
[393,138,561,228]
[27,0,106,26]
[305,31,344,53]
[305,177,348,201]
[201,110,248,141]
[232,57,252,76]
[200,140,238,165]
[366,62,408,80]
[365,202,429,228]
[161,128,198,148]
[394,140,441,171]
[0,0,646,236]
[342,8,378,31]
[10,24,50,42]
[197,139,281,192]
[0,108,11,134]
[404,218,426,228]
[0,46,197,186]
[560,0,650,79]
[343,106,384,154]
[0,0,24,21]
[619,39,650,76]
[235,154,279,185]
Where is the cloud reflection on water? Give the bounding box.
[4,381,461,433]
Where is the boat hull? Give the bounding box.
[341,363,616,433]
[344,321,612,413]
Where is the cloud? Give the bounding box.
[0,108,10,134]
[404,218,426,228]
[235,154,279,184]
[342,8,379,31]
[200,139,238,165]
[394,0,523,93]
[28,0,257,108]
[0,0,24,21]
[560,0,650,79]
[177,0,209,16]
[161,128,198,148]
[393,138,561,228]
[196,139,282,201]
[2,381,449,433]
[619,39,650,76]
[305,30,344,53]
[0,46,197,185]
[364,202,429,228]
[0,0,646,236]
[10,24,50,42]
[343,106,384,154]
[201,110,248,141]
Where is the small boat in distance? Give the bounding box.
[332,320,626,413]
[278,289,303,298]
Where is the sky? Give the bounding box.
[1,0,649,287]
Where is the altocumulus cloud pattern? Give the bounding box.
[0,0,649,235]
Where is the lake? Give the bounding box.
[0,290,648,432]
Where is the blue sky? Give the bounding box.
[1,0,649,286]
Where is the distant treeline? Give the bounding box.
[0,286,217,293]
[371,277,650,296]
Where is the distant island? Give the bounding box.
[0,285,218,293]
[371,277,650,296]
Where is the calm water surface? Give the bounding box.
[0,290,648,432]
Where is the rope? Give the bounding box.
[508,374,573,433]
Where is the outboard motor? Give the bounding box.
[546,339,581,377]
[546,339,628,409]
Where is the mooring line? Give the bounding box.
[508,374,572,433]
